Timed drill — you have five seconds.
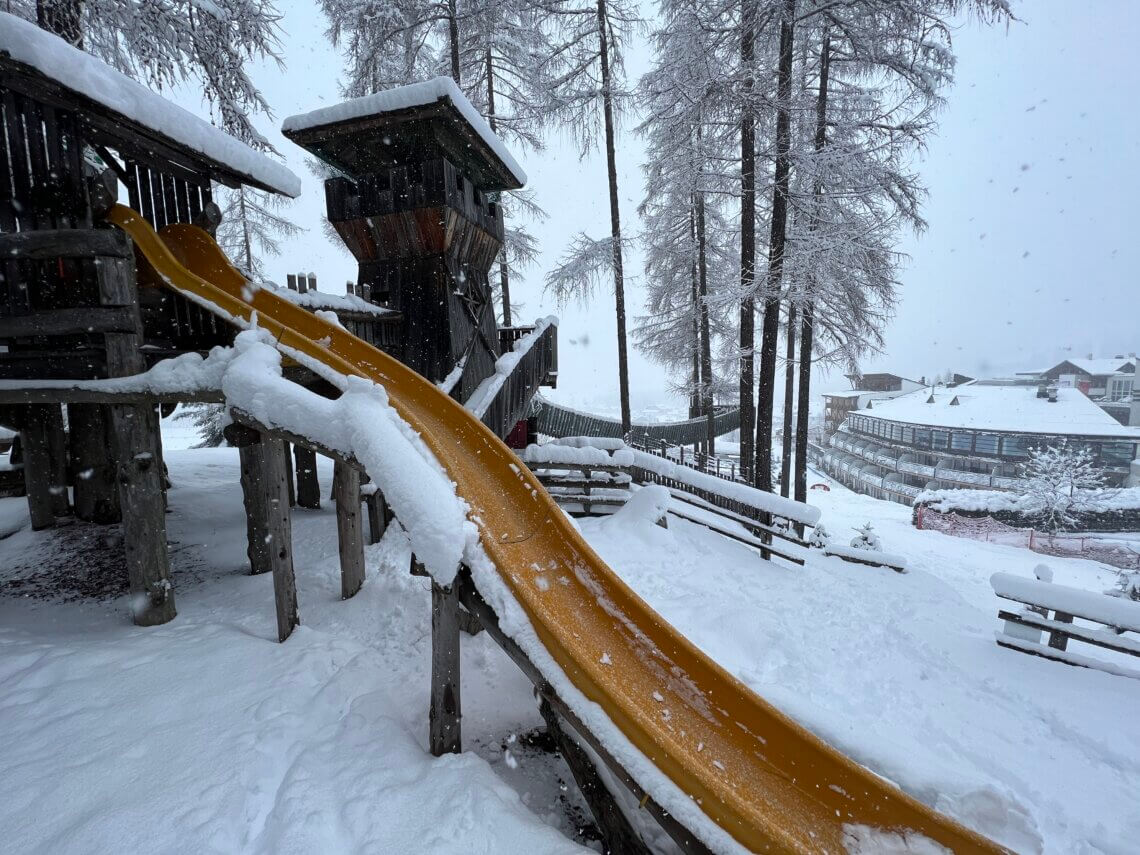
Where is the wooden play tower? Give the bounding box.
[0,28,555,631]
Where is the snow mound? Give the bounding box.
[606,485,670,528]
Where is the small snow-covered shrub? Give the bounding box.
[1109,571,1140,602]
[807,524,830,549]
[850,522,882,552]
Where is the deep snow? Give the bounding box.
[1,438,1138,853]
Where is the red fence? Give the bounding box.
[915,507,1140,570]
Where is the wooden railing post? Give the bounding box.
[263,437,299,641]
[334,460,365,599]
[430,572,462,756]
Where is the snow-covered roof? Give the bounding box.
[1054,357,1135,377]
[854,385,1140,439]
[282,77,526,188]
[0,13,301,198]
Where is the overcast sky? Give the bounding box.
[184,0,1139,417]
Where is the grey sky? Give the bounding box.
[185,0,1138,416]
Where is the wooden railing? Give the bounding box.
[477,322,558,438]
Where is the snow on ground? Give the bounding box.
[1,442,1138,854]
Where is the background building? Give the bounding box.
[811,383,1140,504]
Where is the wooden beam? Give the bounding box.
[263,437,299,642]
[454,570,714,855]
[0,227,132,260]
[429,576,462,756]
[0,386,224,406]
[294,445,321,509]
[0,306,139,338]
[538,699,653,855]
[334,460,365,599]
[227,407,365,473]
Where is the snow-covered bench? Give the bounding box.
[822,543,907,573]
[991,571,1140,678]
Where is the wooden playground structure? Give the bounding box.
[0,18,1010,855]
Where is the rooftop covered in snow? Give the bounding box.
[282,77,525,193]
[0,12,301,198]
[855,384,1140,438]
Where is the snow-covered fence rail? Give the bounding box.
[521,443,632,517]
[991,572,1140,678]
[530,438,822,565]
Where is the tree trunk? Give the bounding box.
[754,0,796,491]
[36,0,82,46]
[794,30,831,510]
[596,0,631,434]
[689,206,701,421]
[448,0,461,83]
[696,186,714,455]
[780,303,797,497]
[485,48,513,326]
[239,189,253,273]
[738,0,758,481]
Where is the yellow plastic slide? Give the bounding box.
[108,204,1005,854]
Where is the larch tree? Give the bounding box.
[216,186,303,281]
[538,0,640,434]
[635,0,739,452]
[780,0,1013,503]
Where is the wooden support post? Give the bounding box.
[237,441,272,576]
[19,406,57,530]
[111,401,176,626]
[334,460,365,599]
[364,487,387,545]
[539,699,652,855]
[44,404,70,517]
[263,436,299,642]
[430,575,462,756]
[68,403,120,523]
[1049,611,1073,651]
[294,445,321,509]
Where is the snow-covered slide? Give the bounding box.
[107,204,1006,854]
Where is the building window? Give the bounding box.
[974,434,999,455]
[890,423,903,441]
[951,432,973,452]
[902,426,914,444]
[932,430,949,449]
[1101,441,1133,468]
[915,428,931,448]
[1001,435,1030,457]
[1108,376,1133,402]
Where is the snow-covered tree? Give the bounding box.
[1020,441,1109,533]
[175,404,227,448]
[634,0,739,451]
[22,0,286,148]
[216,186,303,281]
[850,522,881,551]
[538,0,640,433]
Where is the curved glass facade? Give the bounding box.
[846,414,1136,471]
